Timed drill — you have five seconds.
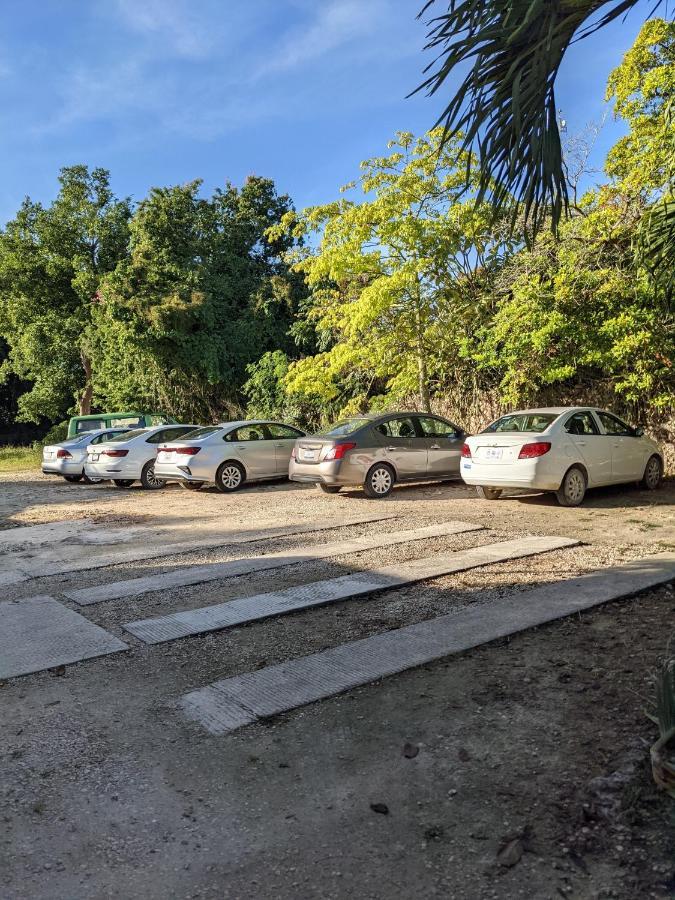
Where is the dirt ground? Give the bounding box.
[1,471,674,899]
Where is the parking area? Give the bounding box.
[1,473,674,899]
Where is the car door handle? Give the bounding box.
[386,446,397,451]
[430,444,441,450]
[275,443,285,448]
[237,445,246,450]
[576,441,586,447]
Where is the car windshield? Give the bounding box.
[322,419,370,437]
[483,413,559,434]
[179,426,223,440]
[108,428,147,442]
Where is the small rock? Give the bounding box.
[370,803,389,816]
[497,837,523,868]
[403,743,419,759]
[458,748,471,762]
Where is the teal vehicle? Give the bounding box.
[67,412,177,438]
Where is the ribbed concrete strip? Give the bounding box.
[181,552,675,735]
[3,512,397,583]
[68,520,483,605]
[126,535,577,645]
[0,595,128,679]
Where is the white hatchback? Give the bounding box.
[461,407,664,506]
[84,424,199,490]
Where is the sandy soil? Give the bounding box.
[0,472,674,899]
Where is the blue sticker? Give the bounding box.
[462,463,471,470]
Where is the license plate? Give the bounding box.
[300,449,317,461]
[485,447,503,460]
[89,453,99,462]
[45,451,54,459]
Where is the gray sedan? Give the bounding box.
[42,428,131,483]
[289,412,466,498]
[154,420,307,492]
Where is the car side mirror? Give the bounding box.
[634,426,645,437]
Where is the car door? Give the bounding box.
[561,411,611,485]
[375,416,427,479]
[417,416,464,477]
[226,424,276,477]
[596,411,645,482]
[264,423,306,474]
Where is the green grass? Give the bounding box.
[0,444,42,473]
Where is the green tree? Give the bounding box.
[0,166,131,421]
[269,130,512,417]
[93,176,305,420]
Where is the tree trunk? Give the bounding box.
[79,352,93,416]
[414,296,431,412]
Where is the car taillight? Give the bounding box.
[171,446,200,456]
[102,449,129,457]
[324,442,356,461]
[461,443,472,458]
[518,442,551,459]
[57,449,72,459]
[290,446,296,459]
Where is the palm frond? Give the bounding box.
[414,0,651,232]
[638,198,675,289]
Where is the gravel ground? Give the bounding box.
[0,472,674,899]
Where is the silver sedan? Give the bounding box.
[41,428,131,483]
[289,412,466,498]
[154,420,306,492]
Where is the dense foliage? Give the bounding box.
[0,22,672,438]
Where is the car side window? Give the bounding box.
[91,432,113,444]
[228,425,266,442]
[376,417,417,439]
[418,416,459,438]
[147,427,191,444]
[266,423,304,439]
[597,412,633,436]
[564,412,599,436]
[77,420,103,433]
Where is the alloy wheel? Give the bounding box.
[221,465,242,490]
[644,456,661,489]
[564,469,585,504]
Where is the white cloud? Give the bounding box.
[113,0,213,59]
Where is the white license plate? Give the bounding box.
[162,453,176,462]
[485,447,503,460]
[89,453,100,462]
[45,451,54,459]
[300,449,317,461]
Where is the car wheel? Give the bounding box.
[476,486,502,500]
[113,479,135,488]
[215,461,245,493]
[82,473,103,485]
[641,455,662,491]
[140,461,166,490]
[63,474,83,483]
[363,463,395,499]
[180,482,204,491]
[319,484,341,494]
[556,466,587,507]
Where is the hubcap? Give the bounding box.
[371,467,392,495]
[646,458,660,488]
[566,470,585,503]
[222,466,242,489]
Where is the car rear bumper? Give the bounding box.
[288,458,352,486]
[41,461,81,476]
[460,459,562,491]
[154,463,206,483]
[85,462,141,479]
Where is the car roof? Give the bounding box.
[502,407,591,416]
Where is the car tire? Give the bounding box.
[113,479,135,488]
[63,474,83,483]
[319,484,341,494]
[556,466,587,507]
[140,461,166,490]
[641,454,662,491]
[363,463,395,499]
[476,486,502,500]
[180,482,204,491]
[215,461,245,493]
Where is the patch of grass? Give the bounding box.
[0,444,42,473]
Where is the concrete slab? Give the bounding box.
[0,520,91,549]
[0,595,128,679]
[181,551,675,735]
[67,520,484,605]
[126,535,578,645]
[0,512,397,583]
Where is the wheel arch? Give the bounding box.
[559,460,588,489]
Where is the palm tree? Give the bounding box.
[414,0,671,276]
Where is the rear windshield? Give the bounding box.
[108,428,146,442]
[322,419,370,437]
[483,413,559,434]
[179,427,222,440]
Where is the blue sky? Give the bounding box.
[0,0,662,222]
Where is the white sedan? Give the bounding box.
[84,424,198,489]
[460,407,664,506]
[41,428,131,483]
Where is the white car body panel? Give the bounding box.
[461,407,661,495]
